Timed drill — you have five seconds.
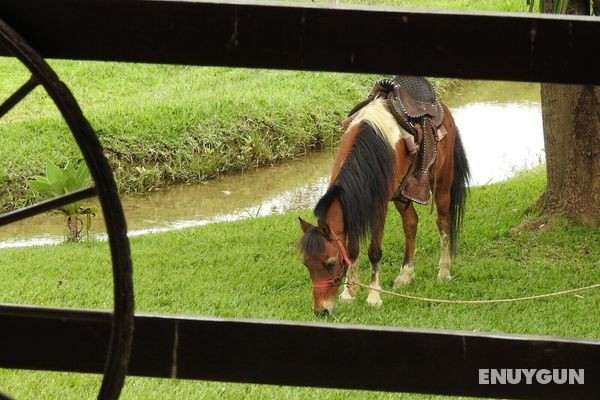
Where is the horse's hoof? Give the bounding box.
[393,275,412,288]
[437,270,452,281]
[393,266,415,288]
[366,294,383,308]
[339,290,356,303]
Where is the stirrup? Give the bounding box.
[401,172,431,205]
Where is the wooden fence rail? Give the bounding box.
[1,305,599,399]
[1,0,600,84]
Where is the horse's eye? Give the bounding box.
[325,257,336,271]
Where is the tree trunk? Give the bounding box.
[535,0,600,225]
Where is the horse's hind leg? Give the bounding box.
[435,185,453,281]
[365,221,386,308]
[393,200,417,287]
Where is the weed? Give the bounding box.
[27,161,97,242]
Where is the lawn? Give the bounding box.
[1,167,599,399]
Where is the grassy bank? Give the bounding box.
[1,167,599,398]
[0,0,525,213]
[0,63,378,212]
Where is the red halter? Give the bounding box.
[311,234,352,289]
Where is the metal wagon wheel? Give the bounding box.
[0,19,133,400]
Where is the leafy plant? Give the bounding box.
[27,161,97,242]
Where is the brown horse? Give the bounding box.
[298,96,469,315]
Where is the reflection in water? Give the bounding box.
[0,81,544,248]
[119,154,333,237]
[455,102,543,185]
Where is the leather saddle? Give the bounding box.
[345,76,446,205]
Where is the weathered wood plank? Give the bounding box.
[0,0,599,84]
[1,305,598,399]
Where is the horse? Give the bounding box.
[298,87,470,316]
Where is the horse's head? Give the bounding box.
[298,217,350,316]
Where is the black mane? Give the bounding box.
[314,122,396,247]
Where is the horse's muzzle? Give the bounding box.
[314,308,331,317]
[313,299,335,317]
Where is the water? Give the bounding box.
[0,80,544,248]
[445,81,544,186]
[0,151,335,248]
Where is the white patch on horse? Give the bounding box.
[366,267,383,308]
[350,98,406,147]
[438,232,452,281]
[394,265,415,287]
[339,286,355,303]
[340,261,359,302]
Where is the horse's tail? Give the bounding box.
[450,129,470,256]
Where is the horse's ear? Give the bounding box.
[298,217,314,233]
[317,219,332,239]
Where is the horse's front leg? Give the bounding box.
[365,220,386,308]
[339,262,359,302]
[393,200,417,287]
[339,241,360,303]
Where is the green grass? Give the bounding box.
[282,0,528,12]
[0,61,380,212]
[1,167,599,399]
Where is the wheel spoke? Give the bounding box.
[0,186,97,228]
[0,391,15,400]
[0,75,39,119]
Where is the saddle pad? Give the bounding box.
[394,76,436,103]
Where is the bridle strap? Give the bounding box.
[312,276,343,289]
[311,233,352,289]
[335,236,352,270]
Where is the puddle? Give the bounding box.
[0,80,544,248]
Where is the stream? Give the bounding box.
[0,80,544,249]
